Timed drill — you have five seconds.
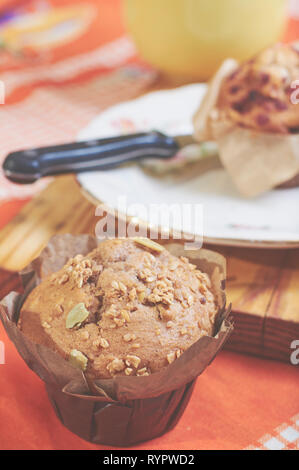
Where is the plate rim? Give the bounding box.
[76,178,299,249]
[75,85,299,249]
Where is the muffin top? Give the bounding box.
[18,238,217,379]
[217,43,299,134]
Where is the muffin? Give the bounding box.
[1,234,231,446]
[18,237,217,380]
[193,42,299,196]
[217,43,299,135]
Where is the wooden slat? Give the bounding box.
[207,245,293,359]
[262,249,299,361]
[207,245,286,316]
[266,249,299,322]
[0,176,96,271]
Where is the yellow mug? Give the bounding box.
[123,0,288,81]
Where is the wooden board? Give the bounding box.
[0,175,298,362]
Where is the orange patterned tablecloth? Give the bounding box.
[0,0,298,450]
[0,312,298,450]
[0,0,156,208]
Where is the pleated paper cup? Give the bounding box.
[0,234,232,446]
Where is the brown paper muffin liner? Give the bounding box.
[0,234,232,446]
[277,172,299,189]
[193,59,299,198]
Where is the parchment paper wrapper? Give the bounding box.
[0,234,232,446]
[193,59,299,198]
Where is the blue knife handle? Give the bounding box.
[3,131,179,184]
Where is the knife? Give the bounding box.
[3,131,198,184]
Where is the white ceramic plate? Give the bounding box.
[77,84,299,248]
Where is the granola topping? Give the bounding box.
[123,333,136,342]
[166,351,176,364]
[134,237,164,253]
[125,355,141,369]
[137,367,150,376]
[99,337,110,348]
[106,358,125,375]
